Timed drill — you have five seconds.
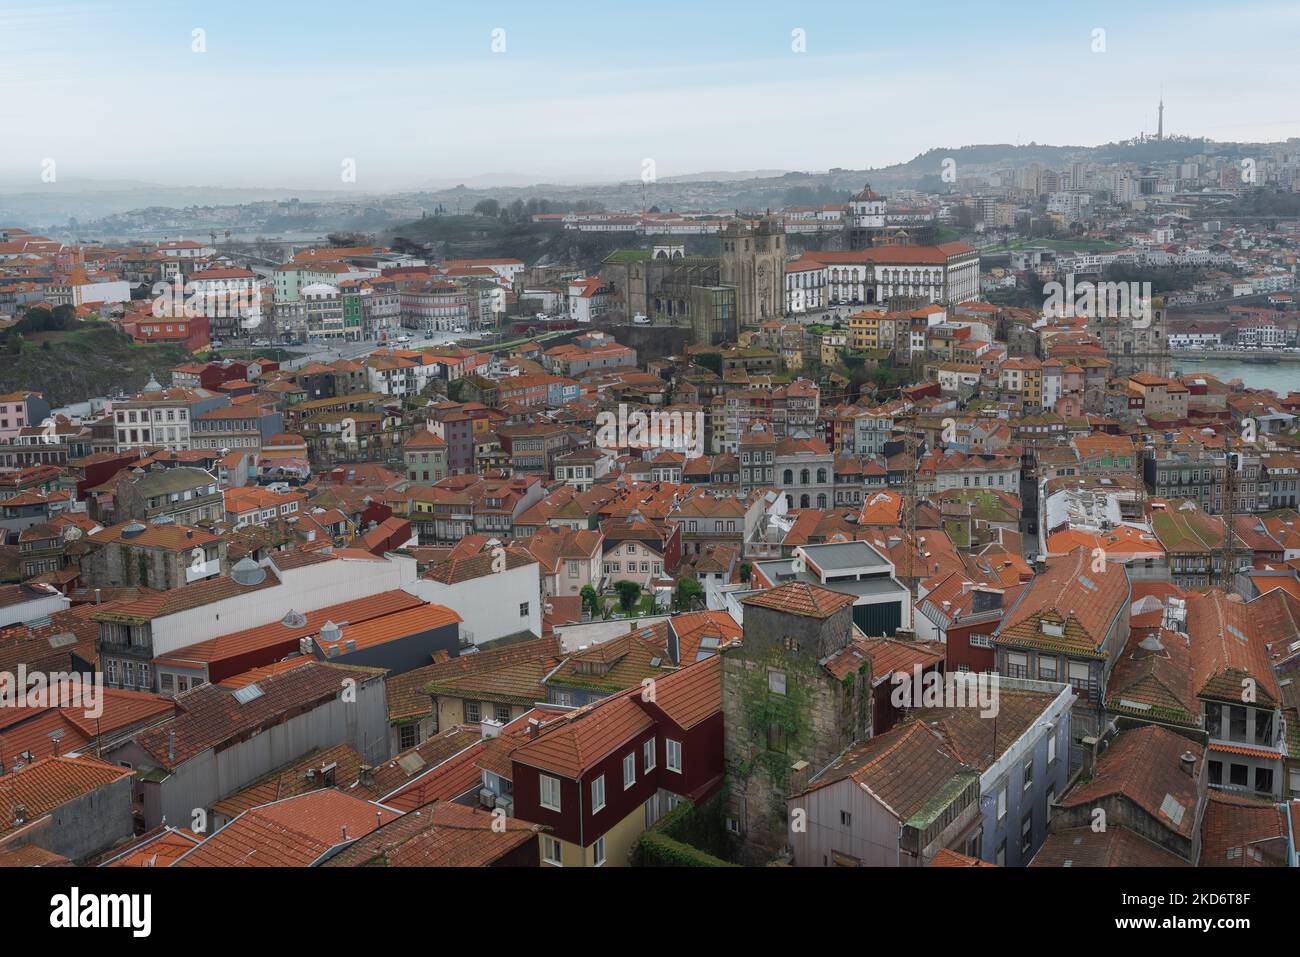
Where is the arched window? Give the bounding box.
[783,469,794,484]
[800,469,810,485]
[817,468,828,484]
[799,494,811,509]
[816,493,827,508]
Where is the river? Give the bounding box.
[1173,356,1299,394]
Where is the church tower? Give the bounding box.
[719,215,786,330]
[844,183,886,250]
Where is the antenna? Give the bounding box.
[1220,433,1236,592]
[902,431,918,593]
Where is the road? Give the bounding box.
[235,330,479,371]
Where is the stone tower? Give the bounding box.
[721,581,872,865]
[719,215,786,330]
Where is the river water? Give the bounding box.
[1173,356,1299,395]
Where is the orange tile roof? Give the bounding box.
[321,801,539,867]
[103,827,203,867]
[0,756,132,837]
[165,590,424,666]
[314,602,461,654]
[742,580,855,620]
[512,691,653,779]
[175,789,401,867]
[1060,726,1202,840]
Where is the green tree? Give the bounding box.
[614,579,641,613]
[674,577,703,610]
[580,584,599,618]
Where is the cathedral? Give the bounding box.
[719,216,786,327]
[600,215,788,345]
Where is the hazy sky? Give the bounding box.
[2,0,1298,191]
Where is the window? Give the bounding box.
[1205,704,1222,738]
[643,739,656,771]
[1047,728,1057,766]
[1229,764,1249,788]
[593,836,606,866]
[1254,767,1273,795]
[1006,652,1028,679]
[666,739,682,773]
[1023,759,1034,791]
[542,835,562,866]
[519,602,530,618]
[494,703,511,724]
[539,774,562,811]
[767,723,787,753]
[464,700,481,723]
[840,810,852,827]
[1068,661,1092,700]
[399,724,419,750]
[768,669,787,695]
[623,752,636,789]
[591,774,606,812]
[996,785,1007,822]
[1020,813,1033,856]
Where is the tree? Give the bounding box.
[673,577,704,611]
[580,584,599,619]
[473,199,500,218]
[614,579,641,613]
[738,562,752,583]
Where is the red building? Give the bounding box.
[504,656,724,867]
[120,313,210,352]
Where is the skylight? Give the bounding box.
[1159,793,1185,826]
[233,683,264,705]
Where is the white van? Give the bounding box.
[632,313,650,325]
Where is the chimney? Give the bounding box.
[13,803,27,826]
[789,760,810,794]
[481,718,503,739]
[94,588,102,605]
[340,824,349,842]
[1080,735,1099,778]
[1180,751,1197,776]
[167,729,175,763]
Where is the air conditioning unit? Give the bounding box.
[478,787,496,810]
[495,796,514,818]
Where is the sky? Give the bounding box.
[2,0,1299,192]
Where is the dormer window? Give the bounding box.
[1040,620,1064,637]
